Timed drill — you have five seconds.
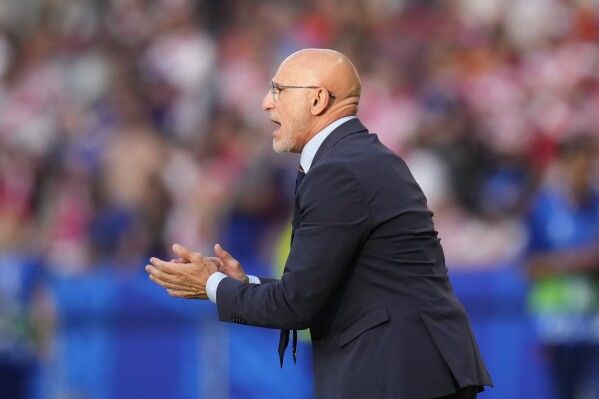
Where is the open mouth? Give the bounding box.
[270,119,281,135]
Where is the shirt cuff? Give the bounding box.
[206,273,261,304]
[247,275,261,284]
[206,272,227,303]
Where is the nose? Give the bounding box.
[261,90,274,111]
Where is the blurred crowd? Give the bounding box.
[0,0,598,398]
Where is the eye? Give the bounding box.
[269,83,282,101]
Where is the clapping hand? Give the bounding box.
[213,243,249,283]
[146,243,248,299]
[146,244,219,299]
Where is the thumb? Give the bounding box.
[172,244,203,264]
[214,244,232,261]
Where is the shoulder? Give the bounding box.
[324,131,398,167]
[300,160,369,212]
[305,160,362,192]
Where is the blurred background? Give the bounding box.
[0,0,598,398]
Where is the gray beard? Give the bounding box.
[273,135,296,153]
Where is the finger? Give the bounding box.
[146,264,190,287]
[214,244,233,262]
[205,258,219,273]
[172,244,204,264]
[147,272,195,291]
[150,257,192,275]
[171,258,188,264]
[145,264,161,279]
[147,272,170,289]
[208,256,224,269]
[149,257,178,273]
[146,265,176,285]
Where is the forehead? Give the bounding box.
[272,65,291,83]
[273,56,304,83]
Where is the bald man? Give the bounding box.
[146,49,493,399]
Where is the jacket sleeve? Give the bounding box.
[216,162,371,329]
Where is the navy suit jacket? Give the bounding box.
[216,118,493,398]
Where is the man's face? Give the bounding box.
[261,65,312,154]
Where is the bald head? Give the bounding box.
[278,49,361,117]
[263,49,362,154]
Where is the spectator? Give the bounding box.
[526,134,599,399]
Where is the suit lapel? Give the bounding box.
[310,118,368,170]
[290,118,368,247]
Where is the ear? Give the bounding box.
[310,88,331,116]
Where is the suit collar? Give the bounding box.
[300,116,356,173]
[310,118,368,168]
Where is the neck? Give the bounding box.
[303,112,356,147]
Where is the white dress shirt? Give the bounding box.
[206,116,357,303]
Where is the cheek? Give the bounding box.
[278,110,295,132]
[278,99,310,137]
[285,102,309,126]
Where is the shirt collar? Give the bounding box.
[300,116,357,173]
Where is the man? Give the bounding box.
[146,49,493,399]
[526,135,599,399]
